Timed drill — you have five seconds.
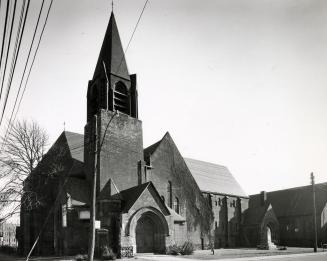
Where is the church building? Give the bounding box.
[17,12,327,257]
[18,12,248,257]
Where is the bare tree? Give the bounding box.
[0,120,48,221]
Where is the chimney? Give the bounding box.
[260,191,267,206]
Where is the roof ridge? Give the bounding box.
[184,157,226,168]
[265,182,327,194]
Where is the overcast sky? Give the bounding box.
[1,0,327,195]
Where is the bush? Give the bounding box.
[75,254,88,261]
[167,241,194,256]
[102,246,116,260]
[166,244,181,255]
[0,245,17,255]
[180,241,194,255]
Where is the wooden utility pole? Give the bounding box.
[88,115,98,261]
[311,172,318,253]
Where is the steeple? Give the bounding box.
[93,12,129,80]
[87,12,138,122]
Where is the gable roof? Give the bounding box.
[117,182,170,214]
[143,133,168,164]
[144,134,248,198]
[64,131,84,162]
[249,182,327,217]
[184,158,247,198]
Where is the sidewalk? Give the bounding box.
[136,251,327,261]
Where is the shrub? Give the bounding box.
[180,241,194,255]
[166,244,181,255]
[102,246,116,260]
[75,254,88,261]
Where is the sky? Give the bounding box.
[1,0,327,195]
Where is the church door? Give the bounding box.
[136,216,155,253]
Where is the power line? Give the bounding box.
[1,0,30,144]
[0,0,27,127]
[0,0,17,104]
[115,0,149,75]
[13,0,53,124]
[124,0,149,54]
[0,0,11,100]
[0,0,45,129]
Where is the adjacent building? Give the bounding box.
[244,183,327,248]
[0,223,18,247]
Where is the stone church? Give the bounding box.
[17,12,327,257]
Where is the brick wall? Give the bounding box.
[146,133,214,248]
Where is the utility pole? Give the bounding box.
[88,115,98,261]
[87,112,117,261]
[311,172,318,253]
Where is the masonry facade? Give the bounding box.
[17,12,327,257]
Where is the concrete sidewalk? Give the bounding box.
[136,251,327,261]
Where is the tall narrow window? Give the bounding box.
[114,82,129,114]
[168,181,172,208]
[173,197,180,214]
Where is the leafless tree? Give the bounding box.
[0,120,48,221]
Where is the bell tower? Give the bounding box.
[87,12,138,122]
[84,12,144,194]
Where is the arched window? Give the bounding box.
[173,197,180,214]
[114,82,129,114]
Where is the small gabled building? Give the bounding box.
[249,184,327,247]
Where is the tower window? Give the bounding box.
[114,82,129,114]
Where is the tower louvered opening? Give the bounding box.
[114,82,129,114]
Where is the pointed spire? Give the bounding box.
[93,12,130,80]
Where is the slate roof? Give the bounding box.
[64,131,84,162]
[93,12,130,80]
[184,158,247,198]
[250,183,327,217]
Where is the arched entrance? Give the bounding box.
[267,226,272,244]
[135,212,166,253]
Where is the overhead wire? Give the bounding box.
[0,0,27,127]
[115,0,149,75]
[0,0,17,104]
[0,0,44,129]
[124,0,148,54]
[0,0,11,100]
[12,0,53,124]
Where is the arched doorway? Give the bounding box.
[267,226,272,244]
[135,212,166,253]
